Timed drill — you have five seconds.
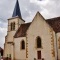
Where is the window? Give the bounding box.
[21,40,25,49]
[10,22,15,31]
[36,36,41,48]
[13,22,15,30]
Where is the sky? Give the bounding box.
[0,0,60,48]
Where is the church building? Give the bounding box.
[3,0,60,60]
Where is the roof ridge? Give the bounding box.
[47,16,60,20]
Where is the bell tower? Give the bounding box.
[8,0,25,32]
[4,0,25,60]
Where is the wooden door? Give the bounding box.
[37,51,41,59]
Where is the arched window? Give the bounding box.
[10,22,15,31]
[13,22,15,30]
[37,36,41,48]
[21,40,25,49]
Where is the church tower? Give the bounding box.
[4,0,25,60]
[8,0,25,32]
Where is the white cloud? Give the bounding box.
[30,0,49,6]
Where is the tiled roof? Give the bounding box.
[46,17,60,33]
[14,23,31,38]
[14,17,60,38]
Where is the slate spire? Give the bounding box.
[12,0,22,18]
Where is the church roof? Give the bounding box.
[12,0,22,18]
[14,9,60,38]
[46,17,60,33]
[14,17,60,38]
[14,23,31,38]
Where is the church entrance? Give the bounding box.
[37,51,41,59]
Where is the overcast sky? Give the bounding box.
[0,0,60,48]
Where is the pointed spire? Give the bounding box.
[12,0,22,18]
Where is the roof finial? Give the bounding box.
[12,0,22,18]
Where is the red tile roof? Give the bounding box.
[46,17,60,33]
[14,22,31,38]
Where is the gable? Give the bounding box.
[26,11,50,34]
[14,12,60,38]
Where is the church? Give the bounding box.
[3,0,60,60]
